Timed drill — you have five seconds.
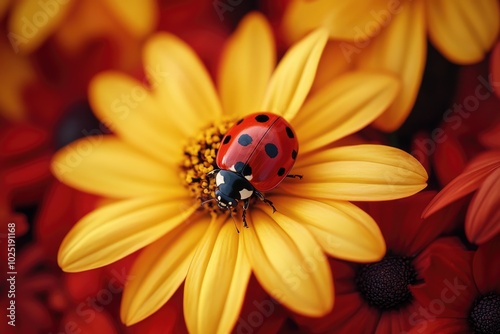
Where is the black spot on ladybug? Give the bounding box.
[277,167,286,176]
[234,161,252,176]
[255,114,270,123]
[223,135,231,145]
[236,118,244,125]
[265,143,278,158]
[291,150,297,160]
[286,126,294,139]
[238,134,253,146]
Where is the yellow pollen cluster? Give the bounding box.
[180,120,235,214]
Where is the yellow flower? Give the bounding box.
[283,0,500,131]
[5,0,158,54]
[51,13,427,334]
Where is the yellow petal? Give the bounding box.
[242,208,333,317]
[184,218,251,334]
[310,41,353,93]
[356,0,426,132]
[270,196,385,262]
[51,136,183,198]
[281,144,428,201]
[261,29,328,121]
[218,12,275,118]
[293,71,400,153]
[143,33,223,138]
[426,0,500,64]
[121,215,208,325]
[58,196,197,272]
[8,0,74,53]
[89,71,183,166]
[282,0,394,43]
[103,0,158,37]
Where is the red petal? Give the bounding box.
[35,181,98,260]
[375,305,418,334]
[295,293,378,333]
[61,309,119,334]
[0,122,49,159]
[466,167,500,244]
[472,235,500,294]
[235,276,286,334]
[64,270,105,302]
[433,134,468,186]
[411,238,476,318]
[423,152,500,218]
[408,318,469,333]
[362,192,459,255]
[127,284,186,334]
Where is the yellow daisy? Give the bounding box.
[51,13,427,333]
[282,0,500,131]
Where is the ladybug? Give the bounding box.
[208,112,301,228]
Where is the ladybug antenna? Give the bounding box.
[228,209,240,233]
[200,198,216,207]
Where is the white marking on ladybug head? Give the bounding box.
[244,174,253,181]
[215,172,225,186]
[239,188,253,200]
[229,165,236,172]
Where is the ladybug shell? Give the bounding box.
[217,112,298,192]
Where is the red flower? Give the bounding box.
[409,236,500,333]
[423,150,500,244]
[289,192,462,333]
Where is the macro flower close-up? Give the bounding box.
[50,12,427,333]
[2,1,499,333]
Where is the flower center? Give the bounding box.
[355,254,418,310]
[469,293,500,334]
[180,119,235,215]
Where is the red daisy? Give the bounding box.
[289,191,462,333]
[410,235,500,333]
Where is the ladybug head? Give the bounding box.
[211,169,254,211]
[214,190,238,209]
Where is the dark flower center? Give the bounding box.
[355,255,418,310]
[469,293,500,334]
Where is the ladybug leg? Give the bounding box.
[254,191,277,213]
[286,174,303,179]
[242,199,250,228]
